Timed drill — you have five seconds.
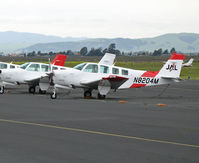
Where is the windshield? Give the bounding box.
[20,63,30,69]
[74,63,87,70]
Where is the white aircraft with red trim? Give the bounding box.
[0,54,67,94]
[48,52,185,99]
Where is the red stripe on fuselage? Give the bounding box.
[130,83,146,88]
[141,71,159,77]
[130,71,159,88]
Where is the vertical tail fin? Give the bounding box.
[51,54,67,66]
[99,53,116,66]
[158,52,185,78]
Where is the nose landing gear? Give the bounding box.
[0,86,5,94]
[50,88,57,99]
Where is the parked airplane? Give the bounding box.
[0,62,19,69]
[182,58,193,67]
[0,54,67,94]
[48,52,185,99]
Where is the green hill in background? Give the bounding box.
[21,33,199,53]
[1,32,199,53]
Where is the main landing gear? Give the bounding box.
[28,86,47,94]
[83,90,106,99]
[84,90,92,98]
[39,89,46,94]
[97,93,106,99]
[28,86,35,94]
[0,86,5,94]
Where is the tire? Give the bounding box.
[29,86,35,94]
[39,89,46,94]
[97,93,106,99]
[84,91,92,98]
[50,92,57,99]
[0,86,4,94]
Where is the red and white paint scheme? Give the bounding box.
[49,52,185,99]
[0,54,67,94]
[119,52,185,89]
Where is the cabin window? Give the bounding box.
[27,64,40,72]
[100,65,109,74]
[60,68,66,70]
[122,69,128,75]
[52,67,58,70]
[10,65,15,69]
[0,63,7,69]
[74,63,87,70]
[20,63,30,70]
[112,68,119,74]
[41,65,50,72]
[83,64,98,73]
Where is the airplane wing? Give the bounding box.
[102,75,129,89]
[24,75,48,84]
[0,80,16,86]
[80,79,101,88]
[80,75,128,90]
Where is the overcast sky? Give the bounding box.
[0,0,198,38]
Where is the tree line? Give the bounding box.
[23,43,177,57]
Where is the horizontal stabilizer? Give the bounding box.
[182,58,194,67]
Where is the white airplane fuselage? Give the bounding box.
[0,68,46,84]
[52,62,180,90]
[0,62,67,86]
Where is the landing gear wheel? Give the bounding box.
[97,93,106,99]
[39,89,46,94]
[50,92,57,99]
[84,91,92,98]
[0,86,5,94]
[29,86,35,94]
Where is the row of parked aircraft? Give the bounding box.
[0,52,193,99]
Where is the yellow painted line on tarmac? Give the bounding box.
[0,118,199,149]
